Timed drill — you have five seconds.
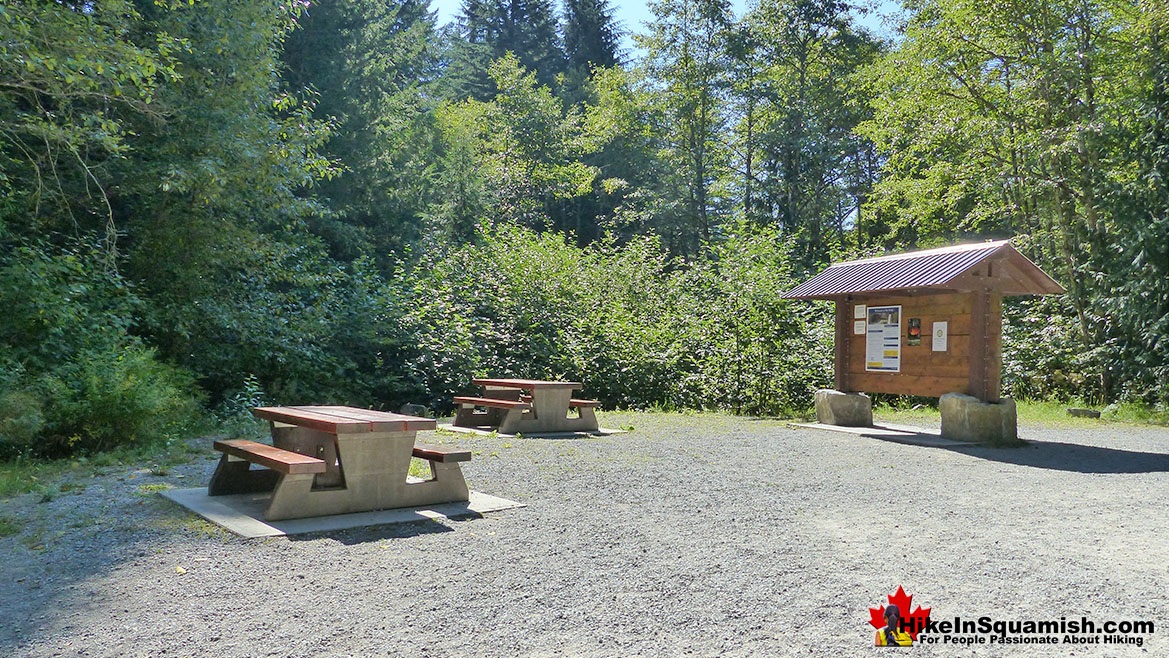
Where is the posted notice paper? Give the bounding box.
[865,305,901,372]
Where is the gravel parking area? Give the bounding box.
[2,412,1167,656]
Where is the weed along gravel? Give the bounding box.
[1,411,1167,656]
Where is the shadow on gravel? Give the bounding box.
[287,515,472,546]
[945,441,1169,474]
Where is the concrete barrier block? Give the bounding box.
[814,389,873,427]
[940,393,1018,445]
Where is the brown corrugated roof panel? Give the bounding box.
[782,240,1064,299]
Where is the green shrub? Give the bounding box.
[0,375,44,449]
[0,243,199,459]
[399,223,831,415]
[29,346,199,456]
[1002,297,1099,402]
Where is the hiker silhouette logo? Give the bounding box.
[869,586,931,646]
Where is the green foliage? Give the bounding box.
[637,0,736,255]
[282,0,440,262]
[431,55,600,233]
[3,0,1169,462]
[1098,0,1169,406]
[676,223,834,413]
[578,66,682,245]
[861,0,1169,403]
[449,0,565,98]
[1001,298,1097,401]
[0,243,198,458]
[2,0,347,419]
[0,0,182,247]
[139,226,418,408]
[736,0,882,265]
[401,223,831,415]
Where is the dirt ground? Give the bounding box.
[1,411,1166,657]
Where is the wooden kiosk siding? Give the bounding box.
[835,291,999,399]
[785,241,1064,402]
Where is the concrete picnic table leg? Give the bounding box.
[453,403,484,429]
[452,385,516,429]
[207,452,280,495]
[269,422,345,488]
[264,472,317,521]
[495,406,528,434]
[524,387,599,433]
[575,404,600,432]
[502,387,571,433]
[423,460,469,502]
[263,430,470,520]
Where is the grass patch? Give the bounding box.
[874,399,1169,428]
[872,404,940,426]
[0,437,204,498]
[20,525,46,550]
[0,516,20,537]
[150,514,232,539]
[135,483,175,496]
[408,457,432,479]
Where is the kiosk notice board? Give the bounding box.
[865,305,901,372]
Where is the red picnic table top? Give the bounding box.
[252,405,436,434]
[473,378,582,389]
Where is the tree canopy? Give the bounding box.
[2,0,1167,457]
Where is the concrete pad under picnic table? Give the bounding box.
[788,421,978,448]
[437,423,627,439]
[161,487,524,539]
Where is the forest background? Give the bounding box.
[2,0,1167,458]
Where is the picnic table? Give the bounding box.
[453,378,600,434]
[207,405,470,521]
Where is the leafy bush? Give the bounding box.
[399,223,832,415]
[1002,297,1099,402]
[0,243,199,458]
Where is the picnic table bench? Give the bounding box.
[453,378,601,434]
[208,405,469,521]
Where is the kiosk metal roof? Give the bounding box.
[782,241,1065,300]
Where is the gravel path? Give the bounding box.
[1,412,1167,657]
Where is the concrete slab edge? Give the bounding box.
[161,488,525,539]
[435,424,627,439]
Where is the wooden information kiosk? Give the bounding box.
[783,241,1064,442]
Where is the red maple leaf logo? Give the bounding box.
[868,586,932,640]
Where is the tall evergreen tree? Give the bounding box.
[564,0,622,72]
[446,0,565,99]
[282,0,440,263]
[560,0,624,105]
